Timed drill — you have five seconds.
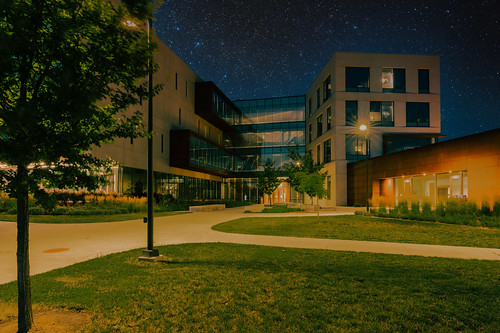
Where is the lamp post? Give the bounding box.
[141,18,159,260]
[359,124,370,212]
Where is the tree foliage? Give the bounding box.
[283,147,327,202]
[257,159,281,205]
[0,0,161,331]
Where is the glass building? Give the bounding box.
[223,96,306,203]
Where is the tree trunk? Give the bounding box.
[17,165,33,332]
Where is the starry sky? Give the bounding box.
[153,0,500,140]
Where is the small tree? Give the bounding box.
[283,147,326,204]
[256,159,281,205]
[0,0,160,331]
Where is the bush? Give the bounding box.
[480,202,492,216]
[396,201,409,215]
[28,207,45,215]
[435,202,446,217]
[422,202,432,216]
[494,202,500,217]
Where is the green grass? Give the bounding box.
[213,215,500,248]
[0,211,188,224]
[0,243,498,331]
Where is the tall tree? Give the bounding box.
[0,1,160,331]
[257,159,281,205]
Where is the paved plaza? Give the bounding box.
[1,206,499,284]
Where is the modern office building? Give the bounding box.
[347,128,500,208]
[305,52,442,206]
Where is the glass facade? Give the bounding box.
[212,91,242,126]
[189,135,234,173]
[383,135,433,154]
[394,171,468,206]
[232,96,306,174]
[121,166,221,200]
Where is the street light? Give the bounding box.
[359,124,370,212]
[141,18,159,260]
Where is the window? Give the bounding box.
[316,87,321,109]
[175,73,178,90]
[406,102,430,127]
[346,134,367,160]
[308,98,312,116]
[327,176,331,199]
[323,75,331,101]
[370,101,394,126]
[178,108,182,125]
[384,135,433,154]
[346,67,369,92]
[308,123,312,143]
[326,106,332,130]
[130,137,134,144]
[316,114,323,137]
[317,144,321,163]
[418,69,429,94]
[345,100,358,126]
[382,68,405,93]
[161,134,164,153]
[324,138,331,163]
[185,81,188,97]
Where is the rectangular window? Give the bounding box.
[161,134,164,153]
[418,69,430,94]
[345,100,358,126]
[179,108,182,125]
[185,81,188,97]
[323,75,331,101]
[308,98,312,116]
[326,106,332,130]
[317,144,321,163]
[406,102,430,127]
[327,176,331,199]
[323,138,331,163]
[316,87,321,109]
[130,137,134,144]
[308,123,312,143]
[370,101,394,126]
[382,68,405,93]
[346,134,367,160]
[345,67,369,92]
[317,114,323,137]
[175,73,178,90]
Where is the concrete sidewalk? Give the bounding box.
[1,206,499,284]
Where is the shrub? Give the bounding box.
[28,207,45,215]
[396,201,409,215]
[494,201,500,217]
[435,202,446,217]
[480,202,492,216]
[410,201,420,214]
[422,202,432,216]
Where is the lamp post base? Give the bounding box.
[139,249,160,262]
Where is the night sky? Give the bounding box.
[153,0,500,140]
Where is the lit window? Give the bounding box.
[382,68,405,93]
[326,106,332,130]
[323,75,331,101]
[316,114,323,137]
[370,101,394,126]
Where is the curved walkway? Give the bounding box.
[0,205,499,284]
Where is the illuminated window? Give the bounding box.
[418,69,429,94]
[370,101,394,126]
[323,75,331,101]
[346,134,366,160]
[406,102,429,127]
[345,100,358,126]
[346,67,369,92]
[382,68,405,93]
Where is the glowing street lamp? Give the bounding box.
[359,124,370,211]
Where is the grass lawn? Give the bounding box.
[0,211,188,224]
[0,243,498,332]
[212,215,500,248]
